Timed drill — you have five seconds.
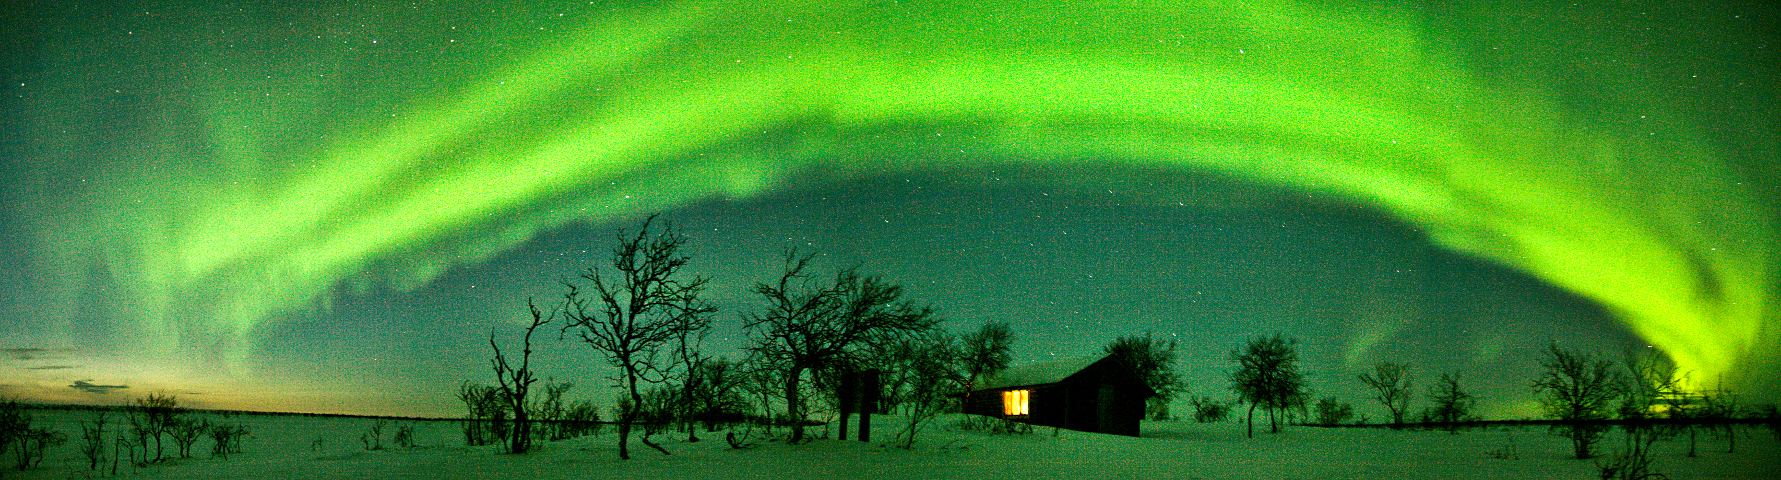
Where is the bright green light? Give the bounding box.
[22,0,1772,395]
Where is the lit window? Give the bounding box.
[1002,389,1031,416]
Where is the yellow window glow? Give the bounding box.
[1002,389,1030,416]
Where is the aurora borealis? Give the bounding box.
[2,0,1774,417]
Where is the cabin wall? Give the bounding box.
[961,356,1154,436]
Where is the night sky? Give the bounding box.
[2,0,1775,419]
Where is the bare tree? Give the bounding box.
[1600,350,1679,479]
[957,321,1014,397]
[78,411,106,470]
[670,321,712,443]
[889,330,959,448]
[530,379,575,442]
[736,353,786,435]
[1,399,27,468]
[561,216,715,459]
[1697,381,1740,454]
[1424,372,1478,432]
[1228,334,1307,438]
[743,252,939,443]
[1358,362,1413,428]
[456,381,503,446]
[128,393,181,462]
[682,358,747,432]
[166,417,207,458]
[1532,344,1625,459]
[490,299,553,454]
[1105,332,1181,419]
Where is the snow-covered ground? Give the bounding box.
[11,408,1778,479]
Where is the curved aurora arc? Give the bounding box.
[12,0,1774,401]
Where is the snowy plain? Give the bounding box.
[9,408,1778,480]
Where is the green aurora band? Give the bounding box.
[11,1,1776,396]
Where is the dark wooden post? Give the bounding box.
[859,369,880,442]
[838,369,857,440]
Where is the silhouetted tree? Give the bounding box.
[1697,381,1740,454]
[490,298,553,454]
[1105,332,1181,419]
[1,399,27,469]
[1600,350,1677,480]
[560,400,603,438]
[531,379,574,442]
[128,393,181,462]
[456,381,502,446]
[736,353,786,435]
[1358,362,1413,428]
[561,216,715,459]
[670,320,712,443]
[208,421,249,457]
[682,358,747,432]
[166,417,206,458]
[1532,344,1624,459]
[889,330,959,448]
[743,252,939,443]
[1229,334,1307,438]
[1424,372,1478,432]
[956,321,1014,407]
[78,411,106,470]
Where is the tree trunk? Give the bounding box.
[1572,431,1588,459]
[1268,402,1280,434]
[1726,424,1736,454]
[618,375,642,460]
[616,421,632,460]
[786,366,807,443]
[1245,402,1257,439]
[511,407,529,454]
[1687,426,1697,457]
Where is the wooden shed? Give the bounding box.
[958,354,1155,436]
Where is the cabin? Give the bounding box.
[958,354,1155,436]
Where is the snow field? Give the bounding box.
[10,409,1777,479]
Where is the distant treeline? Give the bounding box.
[1304,418,1778,429]
[19,403,462,422]
[19,402,737,426]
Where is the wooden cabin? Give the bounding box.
[958,354,1155,436]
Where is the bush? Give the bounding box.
[560,400,603,438]
[1596,426,1666,480]
[954,415,1033,434]
[1313,396,1354,425]
[1757,404,1780,441]
[393,425,415,449]
[210,422,250,458]
[1187,396,1231,423]
[361,421,388,450]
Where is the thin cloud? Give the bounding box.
[4,348,51,360]
[69,380,129,394]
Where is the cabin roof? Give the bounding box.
[977,355,1106,390]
